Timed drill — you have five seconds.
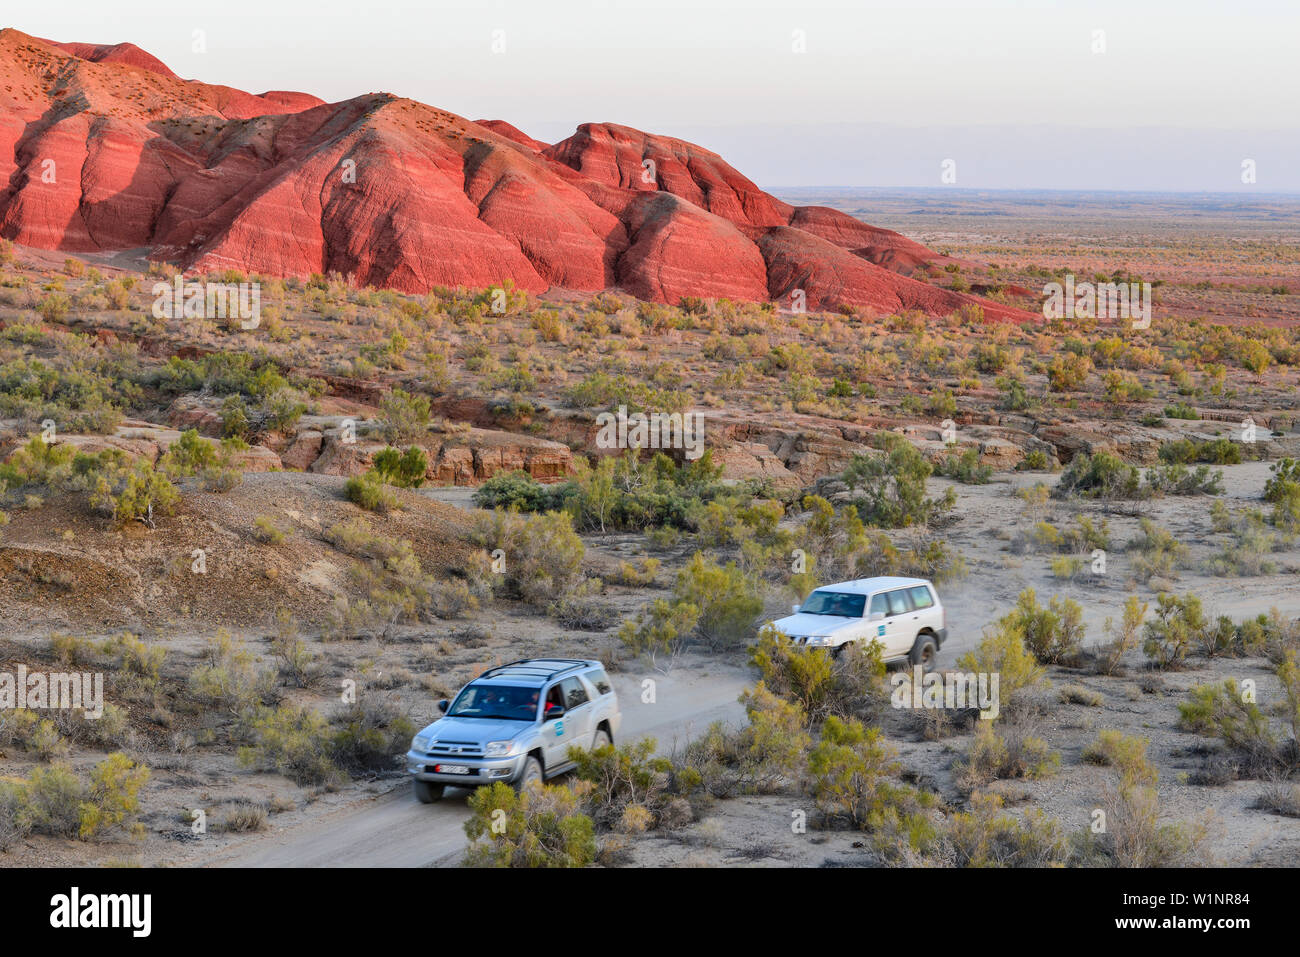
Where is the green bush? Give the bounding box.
[934,447,993,485]
[345,471,398,513]
[1,753,148,842]
[1142,593,1207,669]
[1055,451,1141,500]
[842,434,956,528]
[237,704,343,787]
[471,509,586,608]
[372,446,428,488]
[999,588,1085,665]
[956,622,1047,717]
[673,553,763,651]
[748,626,886,726]
[463,781,597,868]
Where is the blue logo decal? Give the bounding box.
[555,720,564,736]
[877,625,886,637]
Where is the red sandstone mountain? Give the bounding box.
[0,30,1030,319]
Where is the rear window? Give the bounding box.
[886,590,912,616]
[908,585,935,609]
[585,668,613,696]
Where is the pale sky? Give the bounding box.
[10,1,1299,190]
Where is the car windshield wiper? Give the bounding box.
[451,713,526,720]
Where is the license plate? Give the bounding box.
[435,764,470,775]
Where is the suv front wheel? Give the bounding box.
[517,755,544,792]
[413,779,444,804]
[909,633,938,673]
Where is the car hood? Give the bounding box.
[769,612,863,637]
[415,716,531,744]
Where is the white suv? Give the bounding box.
[767,576,947,670]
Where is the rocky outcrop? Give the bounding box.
[0,30,1036,320]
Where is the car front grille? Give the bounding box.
[426,740,484,758]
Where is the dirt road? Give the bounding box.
[206,664,751,868]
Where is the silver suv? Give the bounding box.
[405,659,622,803]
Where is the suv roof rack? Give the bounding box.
[478,658,589,682]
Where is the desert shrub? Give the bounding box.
[88,459,180,527]
[796,495,966,586]
[616,598,700,661]
[842,435,956,528]
[100,632,166,681]
[463,780,597,868]
[1176,680,1276,772]
[1000,588,1085,665]
[673,553,764,651]
[934,447,992,485]
[329,698,415,776]
[546,588,616,631]
[372,446,428,488]
[1127,518,1191,583]
[379,388,431,442]
[1055,451,1141,500]
[944,793,1070,867]
[345,471,398,513]
[252,515,288,544]
[1090,595,1148,675]
[219,803,268,833]
[188,630,276,710]
[1047,352,1092,391]
[956,621,1047,717]
[1264,459,1300,531]
[1263,459,1300,503]
[1255,783,1300,818]
[159,428,216,478]
[614,557,660,586]
[1078,732,1207,868]
[1159,438,1242,465]
[1016,449,1054,472]
[472,470,556,512]
[237,704,343,786]
[807,716,935,835]
[677,685,811,797]
[748,626,886,726]
[1142,593,1207,669]
[474,453,733,535]
[471,509,585,608]
[1205,514,1278,577]
[569,737,676,830]
[1,754,148,841]
[1144,463,1224,496]
[952,719,1060,792]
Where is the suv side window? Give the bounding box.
[908,585,935,610]
[585,668,613,696]
[887,589,912,616]
[868,593,888,617]
[561,676,590,710]
[543,684,565,719]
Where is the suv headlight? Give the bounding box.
[412,734,432,752]
[485,740,518,757]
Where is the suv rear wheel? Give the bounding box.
[593,727,612,749]
[413,780,444,804]
[517,755,544,792]
[909,633,938,673]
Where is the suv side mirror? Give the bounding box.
[544,704,566,721]
[437,699,449,713]
[791,604,801,614]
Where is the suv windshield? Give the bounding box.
[799,591,865,618]
[447,683,539,720]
